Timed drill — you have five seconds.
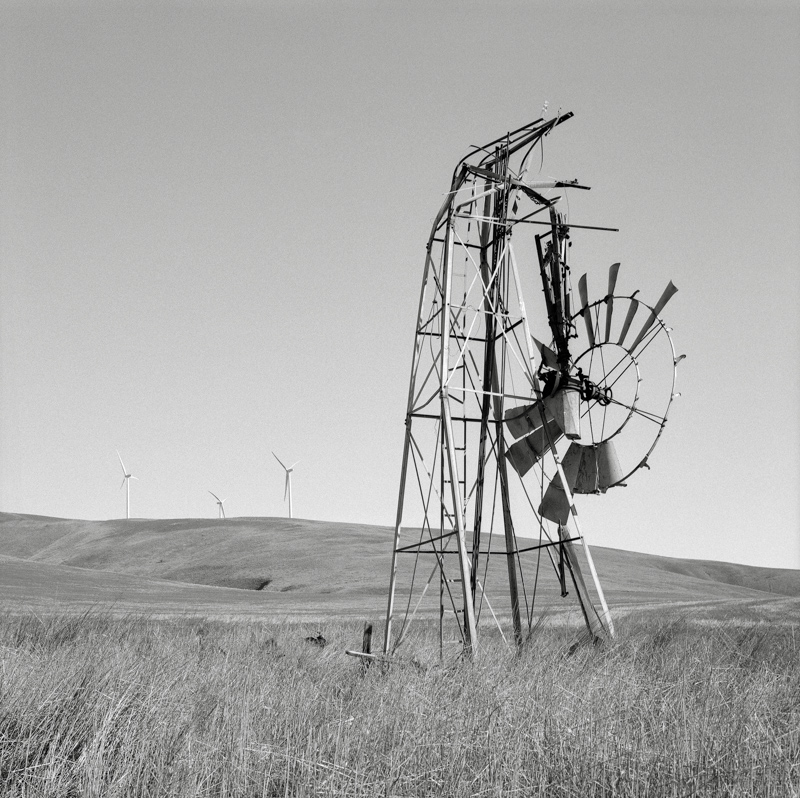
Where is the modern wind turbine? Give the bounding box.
[272,452,298,519]
[116,451,138,520]
[208,490,227,519]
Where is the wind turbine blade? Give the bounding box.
[284,473,289,501]
[208,490,221,502]
[120,477,126,490]
[272,451,287,470]
[116,450,127,476]
[288,461,300,470]
[604,263,620,342]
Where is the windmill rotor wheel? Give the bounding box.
[563,293,680,492]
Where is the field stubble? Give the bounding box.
[0,612,797,797]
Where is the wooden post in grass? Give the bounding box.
[361,622,373,673]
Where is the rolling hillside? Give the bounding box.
[0,512,798,623]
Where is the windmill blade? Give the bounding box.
[604,263,620,342]
[504,402,549,440]
[539,443,582,524]
[505,417,564,477]
[208,490,222,503]
[272,451,287,470]
[617,298,639,347]
[629,281,678,352]
[577,274,595,347]
[596,440,624,491]
[532,337,558,370]
[120,477,127,490]
[116,450,127,476]
[574,445,599,494]
[284,473,290,501]
[288,461,300,471]
[571,439,624,494]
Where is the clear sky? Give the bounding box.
[1,1,798,569]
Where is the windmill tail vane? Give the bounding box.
[383,112,682,659]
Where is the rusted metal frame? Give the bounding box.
[409,352,441,414]
[511,219,619,233]
[558,486,614,636]
[466,202,552,253]
[432,237,484,250]
[474,114,572,169]
[502,242,548,631]
[417,299,444,335]
[410,332,444,415]
[483,160,523,649]
[397,431,465,650]
[447,385,541,405]
[393,535,462,654]
[410,412,485,423]
[534,330,615,637]
[559,526,607,638]
[443,218,507,379]
[461,123,545,174]
[475,580,511,649]
[464,164,555,207]
[385,235,438,655]
[445,181,502,207]
[548,206,572,370]
[417,331,489,343]
[431,166,469,236]
[515,536,580,555]
[511,240,604,631]
[476,118,547,154]
[440,212,479,655]
[507,244,542,388]
[409,288,450,415]
[408,427,453,531]
[395,431,442,636]
[395,529,457,553]
[470,184,497,610]
[464,230,536,388]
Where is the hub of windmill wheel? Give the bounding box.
[576,370,612,406]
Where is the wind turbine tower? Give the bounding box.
[208,490,227,519]
[272,453,298,519]
[116,451,137,520]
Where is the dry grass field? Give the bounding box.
[0,613,798,797]
[0,512,798,796]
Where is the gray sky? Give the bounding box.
[1,1,798,568]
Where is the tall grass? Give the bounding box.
[0,612,797,796]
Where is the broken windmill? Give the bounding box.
[383,113,682,658]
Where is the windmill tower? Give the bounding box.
[384,114,681,658]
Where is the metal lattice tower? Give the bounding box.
[384,114,680,658]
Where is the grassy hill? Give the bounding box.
[0,512,798,623]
